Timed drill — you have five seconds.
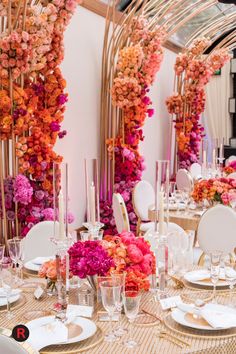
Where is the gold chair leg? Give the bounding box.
[198,252,205,266]
[136,218,141,236]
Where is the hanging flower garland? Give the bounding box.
[0,0,79,238]
[100,18,166,234]
[166,38,230,169]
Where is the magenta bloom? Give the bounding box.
[50,121,60,132]
[68,241,114,278]
[42,208,54,221]
[57,94,68,105]
[14,174,33,205]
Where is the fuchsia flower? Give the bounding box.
[68,241,114,278]
[14,174,33,205]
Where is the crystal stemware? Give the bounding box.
[224,257,236,307]
[174,190,182,214]
[2,263,16,320]
[111,272,128,337]
[100,280,121,342]
[123,290,142,348]
[0,245,5,286]
[8,238,22,285]
[210,251,222,303]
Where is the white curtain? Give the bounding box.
[204,61,232,144]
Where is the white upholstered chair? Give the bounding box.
[0,335,39,354]
[133,180,155,235]
[176,169,193,191]
[189,163,202,180]
[23,221,58,262]
[112,193,130,233]
[228,172,236,179]
[197,205,236,264]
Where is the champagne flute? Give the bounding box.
[8,238,22,285]
[224,257,236,307]
[100,280,121,342]
[210,251,222,303]
[2,263,15,320]
[0,245,5,286]
[112,272,128,337]
[123,290,142,348]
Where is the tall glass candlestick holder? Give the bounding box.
[155,160,170,298]
[83,159,104,238]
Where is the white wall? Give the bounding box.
[57,6,176,228]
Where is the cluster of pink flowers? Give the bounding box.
[166,38,230,168]
[68,240,114,279]
[103,231,155,291]
[14,174,33,205]
[102,17,166,233]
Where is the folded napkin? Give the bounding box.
[0,288,21,298]
[176,302,195,314]
[28,319,68,351]
[177,301,236,329]
[201,304,236,329]
[185,269,226,282]
[32,257,53,265]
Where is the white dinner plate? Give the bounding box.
[26,316,97,350]
[184,270,228,288]
[24,257,53,272]
[171,308,230,331]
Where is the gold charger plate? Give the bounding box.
[164,312,236,339]
[0,293,26,313]
[40,326,104,353]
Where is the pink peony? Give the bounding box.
[127,244,144,263]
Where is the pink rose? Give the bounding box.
[120,231,136,245]
[127,244,144,263]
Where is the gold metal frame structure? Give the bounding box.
[100,0,236,201]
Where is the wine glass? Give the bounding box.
[111,272,128,337]
[173,190,182,214]
[224,256,236,307]
[8,238,22,285]
[0,245,5,286]
[123,290,142,348]
[181,188,191,215]
[2,263,16,320]
[210,251,222,303]
[179,232,189,274]
[100,280,121,342]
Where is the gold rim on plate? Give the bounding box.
[40,326,104,354]
[163,312,236,339]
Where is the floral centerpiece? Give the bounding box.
[39,258,69,295]
[68,232,155,292]
[192,177,236,206]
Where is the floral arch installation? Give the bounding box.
[0,0,79,244]
[99,0,234,233]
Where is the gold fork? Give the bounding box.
[157,332,184,348]
[160,330,191,347]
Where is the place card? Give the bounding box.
[159,295,181,310]
[34,286,44,300]
[67,304,93,318]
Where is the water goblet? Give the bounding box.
[8,238,22,285]
[2,263,17,320]
[224,257,236,307]
[100,280,121,342]
[210,251,222,303]
[174,190,182,214]
[111,272,128,337]
[123,290,142,348]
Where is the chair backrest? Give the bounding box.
[176,169,193,191]
[228,172,236,179]
[133,180,155,221]
[112,193,130,233]
[189,163,202,180]
[0,335,38,354]
[197,205,236,255]
[23,221,58,262]
[226,155,236,166]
